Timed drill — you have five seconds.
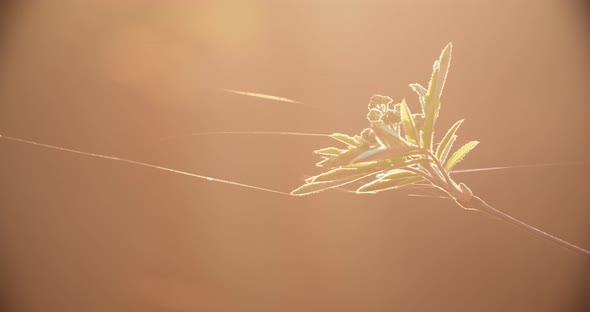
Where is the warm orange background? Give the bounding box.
[1,1,589,311]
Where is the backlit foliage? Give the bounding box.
[292,43,478,196]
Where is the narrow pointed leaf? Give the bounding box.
[399,99,419,145]
[352,146,428,164]
[420,93,439,150]
[291,180,354,196]
[356,175,423,194]
[314,147,344,156]
[379,169,417,180]
[348,157,432,171]
[421,43,453,151]
[395,157,434,168]
[371,122,409,148]
[307,168,363,183]
[434,43,452,97]
[409,83,427,110]
[445,140,479,171]
[315,157,330,167]
[311,159,393,182]
[291,173,376,196]
[439,135,456,164]
[330,133,360,147]
[435,119,464,160]
[352,146,388,163]
[298,153,433,195]
[353,145,425,163]
[354,158,432,193]
[344,158,395,170]
[318,145,373,168]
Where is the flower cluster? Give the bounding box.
[366,94,401,125]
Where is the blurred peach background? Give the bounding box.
[0,1,589,311]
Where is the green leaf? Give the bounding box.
[291,180,352,196]
[434,43,452,98]
[371,122,408,148]
[330,133,360,147]
[445,140,479,171]
[356,175,423,194]
[310,159,393,183]
[352,146,388,163]
[296,151,433,196]
[348,156,431,171]
[412,113,425,131]
[439,135,456,165]
[399,99,419,145]
[379,169,417,180]
[352,157,432,193]
[307,168,363,183]
[435,119,464,161]
[421,42,453,151]
[345,155,430,174]
[396,157,434,168]
[352,146,428,164]
[316,144,373,168]
[315,158,330,167]
[291,172,376,196]
[409,83,427,111]
[314,147,345,156]
[344,158,395,170]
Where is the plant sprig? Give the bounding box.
[291,43,590,256]
[292,43,473,198]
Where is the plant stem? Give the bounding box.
[415,146,588,256]
[458,195,590,256]
[426,150,456,189]
[404,166,446,191]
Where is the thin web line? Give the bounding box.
[450,161,590,174]
[159,131,330,142]
[222,88,305,105]
[0,134,292,196]
[3,133,589,197]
